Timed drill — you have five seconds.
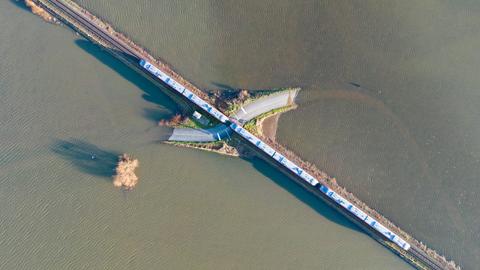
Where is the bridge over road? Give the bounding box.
[34,1,457,269]
[168,88,298,142]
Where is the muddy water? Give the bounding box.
[70,1,480,268]
[0,1,410,269]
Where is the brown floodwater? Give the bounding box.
[2,0,479,269]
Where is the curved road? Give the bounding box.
[168,89,298,142]
[233,89,299,123]
[168,124,232,142]
[40,2,450,268]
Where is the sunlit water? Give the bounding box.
[0,1,411,269]
[70,1,480,268]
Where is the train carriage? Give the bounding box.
[139,59,229,123]
[140,57,412,253]
[256,140,276,157]
[319,185,410,251]
[299,171,319,186]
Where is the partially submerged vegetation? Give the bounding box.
[158,113,215,130]
[243,105,297,136]
[207,87,300,116]
[33,1,460,267]
[159,87,299,157]
[113,154,139,190]
[24,0,55,23]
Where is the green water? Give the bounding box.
[0,1,410,269]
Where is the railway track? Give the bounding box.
[409,246,444,270]
[33,1,453,269]
[41,0,141,59]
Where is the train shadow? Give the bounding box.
[51,138,121,179]
[246,156,362,234]
[9,0,30,12]
[74,39,178,124]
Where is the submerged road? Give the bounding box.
[36,1,455,269]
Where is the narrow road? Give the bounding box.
[233,89,298,123]
[168,89,298,142]
[38,2,453,268]
[168,124,231,142]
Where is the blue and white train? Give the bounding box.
[140,58,410,252]
[230,123,411,251]
[231,122,321,187]
[139,59,230,123]
[319,185,411,250]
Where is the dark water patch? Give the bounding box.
[74,39,178,120]
[142,107,172,124]
[9,0,29,12]
[51,138,120,178]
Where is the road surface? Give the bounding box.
[168,89,298,142]
[168,124,231,142]
[233,89,298,123]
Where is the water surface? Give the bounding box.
[73,0,480,268]
[0,1,410,269]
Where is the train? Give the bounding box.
[319,185,411,250]
[230,123,411,251]
[139,58,411,252]
[139,59,230,123]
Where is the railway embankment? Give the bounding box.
[252,134,459,270]
[24,0,55,22]
[29,1,460,269]
[162,87,298,155]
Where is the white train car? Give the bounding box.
[298,171,319,186]
[231,124,262,146]
[230,123,277,157]
[283,159,302,176]
[393,234,411,250]
[319,185,410,251]
[347,204,369,221]
[211,109,229,123]
[272,152,286,164]
[365,216,411,250]
[320,185,352,209]
[181,88,193,98]
[255,140,276,157]
[231,123,319,186]
[139,59,229,123]
[271,152,318,186]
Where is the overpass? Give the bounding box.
[32,1,457,269]
[168,89,298,142]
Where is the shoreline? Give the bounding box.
[258,114,279,140]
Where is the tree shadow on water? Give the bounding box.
[74,39,178,123]
[51,138,121,178]
[247,156,362,234]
